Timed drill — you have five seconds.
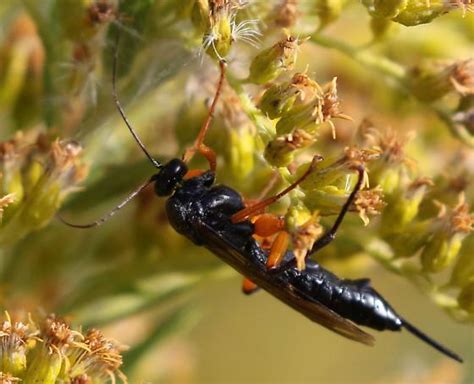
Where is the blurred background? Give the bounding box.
[0,1,473,383]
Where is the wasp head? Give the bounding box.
[152,158,188,196]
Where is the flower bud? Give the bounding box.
[276,77,348,136]
[359,125,415,194]
[393,1,461,26]
[407,59,474,102]
[204,8,233,59]
[276,102,323,135]
[23,348,63,383]
[258,82,300,119]
[421,195,473,273]
[450,239,474,288]
[264,130,314,167]
[286,202,313,230]
[247,35,302,84]
[421,232,464,273]
[314,0,345,29]
[381,178,432,231]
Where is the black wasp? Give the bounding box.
[61,36,463,363]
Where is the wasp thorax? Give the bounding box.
[153,158,188,196]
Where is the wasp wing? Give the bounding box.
[195,221,375,346]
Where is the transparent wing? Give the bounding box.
[195,222,376,346]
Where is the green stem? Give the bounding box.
[310,34,406,81]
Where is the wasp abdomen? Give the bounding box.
[288,262,402,331]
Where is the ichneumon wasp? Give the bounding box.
[60,34,463,363]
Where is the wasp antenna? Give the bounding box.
[112,33,162,169]
[401,318,463,363]
[58,178,154,229]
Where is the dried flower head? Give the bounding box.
[259,72,321,119]
[0,312,127,383]
[291,213,323,270]
[198,0,261,59]
[66,329,127,383]
[408,59,474,102]
[353,187,386,225]
[0,133,87,246]
[0,373,21,384]
[0,312,38,376]
[421,194,473,272]
[273,0,300,27]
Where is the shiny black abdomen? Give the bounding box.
[284,261,402,331]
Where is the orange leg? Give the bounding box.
[231,155,322,224]
[266,231,290,270]
[197,143,217,173]
[184,169,206,179]
[242,278,259,295]
[183,61,226,172]
[253,213,285,237]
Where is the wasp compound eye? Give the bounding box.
[154,159,188,196]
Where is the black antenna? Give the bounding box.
[58,178,154,228]
[112,33,162,169]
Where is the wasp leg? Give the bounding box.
[197,144,217,173]
[253,213,285,237]
[231,156,322,223]
[307,166,365,257]
[183,60,226,172]
[266,231,290,269]
[184,169,206,179]
[268,166,366,275]
[251,213,290,270]
[242,278,260,295]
